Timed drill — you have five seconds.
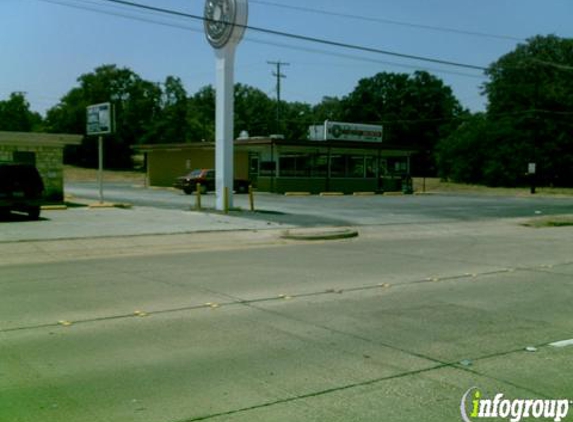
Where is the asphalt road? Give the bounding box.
[67,181,573,227]
[2,219,573,422]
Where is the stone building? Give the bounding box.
[0,131,82,200]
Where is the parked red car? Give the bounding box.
[174,169,250,195]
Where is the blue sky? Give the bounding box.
[2,0,572,116]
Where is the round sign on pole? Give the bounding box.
[204,0,248,49]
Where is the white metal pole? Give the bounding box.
[215,46,236,211]
[98,135,104,204]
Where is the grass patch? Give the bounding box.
[522,215,573,228]
[42,201,87,208]
[413,178,573,197]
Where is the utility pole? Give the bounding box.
[267,60,289,134]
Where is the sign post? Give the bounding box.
[204,0,248,211]
[87,102,113,204]
[528,162,537,195]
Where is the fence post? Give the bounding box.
[249,185,255,211]
[196,183,202,211]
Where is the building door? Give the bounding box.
[248,153,260,186]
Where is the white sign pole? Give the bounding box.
[215,46,236,210]
[204,0,248,211]
[98,135,104,204]
[87,102,112,205]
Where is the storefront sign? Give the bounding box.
[86,103,112,135]
[309,121,383,142]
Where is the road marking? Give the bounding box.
[549,339,573,348]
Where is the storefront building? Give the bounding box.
[237,137,412,194]
[136,122,415,194]
[137,143,413,194]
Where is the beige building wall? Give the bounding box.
[147,148,249,187]
[148,149,214,187]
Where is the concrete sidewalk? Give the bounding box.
[0,206,292,243]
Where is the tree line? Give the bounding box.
[1,35,571,186]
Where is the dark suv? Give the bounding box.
[0,163,45,220]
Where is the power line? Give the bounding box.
[87,0,488,71]
[250,38,487,80]
[250,0,525,42]
[38,0,204,32]
[277,109,573,127]
[35,0,573,79]
[36,0,487,80]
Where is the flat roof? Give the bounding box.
[134,138,416,153]
[0,131,83,146]
[134,142,216,152]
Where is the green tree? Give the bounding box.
[234,84,275,138]
[187,85,216,142]
[186,84,279,141]
[340,71,464,175]
[436,113,490,184]
[0,92,43,132]
[282,101,313,140]
[142,76,189,144]
[484,35,573,186]
[312,96,343,123]
[45,64,162,168]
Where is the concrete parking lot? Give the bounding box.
[1,186,573,422]
[1,182,572,244]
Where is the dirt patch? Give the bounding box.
[64,166,145,184]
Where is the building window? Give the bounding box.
[311,154,328,177]
[263,152,380,179]
[330,155,346,177]
[260,161,276,176]
[348,156,366,178]
[279,154,311,177]
[365,156,377,178]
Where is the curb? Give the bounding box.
[41,205,68,211]
[281,228,359,241]
[319,192,344,197]
[284,192,311,197]
[353,192,376,196]
[88,203,133,209]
